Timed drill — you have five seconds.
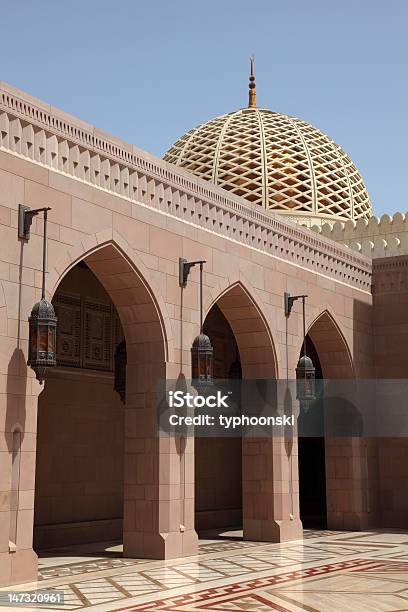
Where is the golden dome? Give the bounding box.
[163,68,372,226]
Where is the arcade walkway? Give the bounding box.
[1,530,408,611]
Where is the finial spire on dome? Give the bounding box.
[248,55,256,108]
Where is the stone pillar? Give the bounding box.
[1,348,39,587]
[123,359,197,559]
[242,385,303,542]
[243,437,303,542]
[326,437,379,530]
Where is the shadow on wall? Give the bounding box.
[6,239,31,449]
[6,347,28,548]
[352,299,373,379]
[5,348,28,451]
[284,386,294,458]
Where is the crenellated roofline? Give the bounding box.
[311,214,408,258]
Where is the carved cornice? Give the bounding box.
[0,83,371,291]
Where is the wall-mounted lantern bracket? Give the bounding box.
[284,292,308,317]
[179,257,206,288]
[18,204,51,240]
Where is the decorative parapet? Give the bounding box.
[310,213,408,259]
[0,82,371,291]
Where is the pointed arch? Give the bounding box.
[206,280,278,379]
[47,230,174,363]
[306,309,354,379]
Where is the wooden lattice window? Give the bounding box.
[53,291,123,372]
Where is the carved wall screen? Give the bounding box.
[53,291,123,371]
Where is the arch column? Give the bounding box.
[214,284,302,542]
[85,245,197,558]
[122,359,197,558]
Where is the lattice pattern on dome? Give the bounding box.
[163,108,372,223]
[216,109,264,203]
[164,114,227,183]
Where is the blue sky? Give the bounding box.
[0,0,406,217]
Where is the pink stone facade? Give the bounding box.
[0,82,404,587]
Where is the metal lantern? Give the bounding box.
[114,339,127,403]
[179,257,214,389]
[296,354,316,404]
[27,298,57,384]
[191,333,213,387]
[20,205,57,384]
[285,292,315,407]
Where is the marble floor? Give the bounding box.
[2,529,408,611]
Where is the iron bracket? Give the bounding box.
[18,204,51,240]
[179,258,206,288]
[284,292,308,317]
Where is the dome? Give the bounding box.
[297,355,315,370]
[192,333,213,350]
[29,298,57,320]
[164,64,372,226]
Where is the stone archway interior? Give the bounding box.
[35,244,188,560]
[297,335,327,528]
[300,311,361,531]
[34,260,125,550]
[199,285,295,543]
[195,304,242,532]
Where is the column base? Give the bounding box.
[244,518,303,543]
[328,511,380,531]
[124,528,198,559]
[0,548,38,587]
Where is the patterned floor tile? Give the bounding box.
[197,541,261,554]
[38,558,144,581]
[126,559,385,611]
[4,531,408,611]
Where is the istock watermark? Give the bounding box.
[168,390,230,409]
[168,412,294,428]
[158,379,408,438]
[158,379,297,437]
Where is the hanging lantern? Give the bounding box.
[114,339,127,403]
[296,354,316,405]
[21,205,57,384]
[27,298,57,384]
[191,332,213,388]
[179,258,214,389]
